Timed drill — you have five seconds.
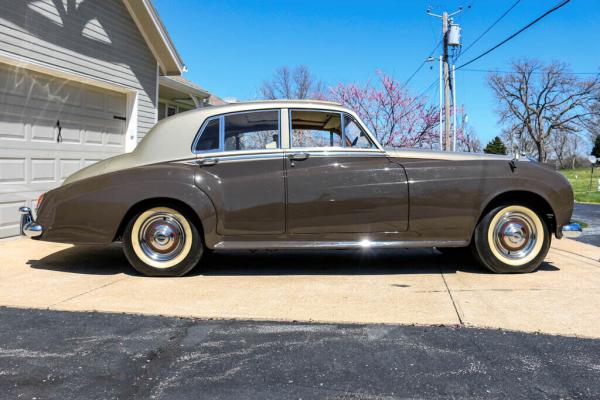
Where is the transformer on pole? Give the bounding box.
[427,7,462,151]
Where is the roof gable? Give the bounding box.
[121,0,184,75]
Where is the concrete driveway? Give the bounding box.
[1,237,599,338]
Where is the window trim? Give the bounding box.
[192,109,281,154]
[288,109,377,151]
[289,108,344,149]
[342,113,375,149]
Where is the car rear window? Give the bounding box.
[194,118,220,152]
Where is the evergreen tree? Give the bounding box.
[592,135,600,159]
[484,136,508,155]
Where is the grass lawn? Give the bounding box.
[561,167,600,204]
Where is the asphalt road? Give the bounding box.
[572,203,600,247]
[2,307,600,399]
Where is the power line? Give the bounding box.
[457,0,521,60]
[457,0,571,70]
[460,68,600,76]
[403,39,442,86]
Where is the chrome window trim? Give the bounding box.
[342,113,376,150]
[191,115,221,154]
[288,108,343,149]
[192,109,281,154]
[288,108,381,151]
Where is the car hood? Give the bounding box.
[385,148,514,161]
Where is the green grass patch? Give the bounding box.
[571,219,589,228]
[561,167,600,204]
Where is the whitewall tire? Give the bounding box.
[123,206,203,277]
[472,204,550,273]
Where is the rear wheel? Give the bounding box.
[472,204,550,273]
[123,206,203,277]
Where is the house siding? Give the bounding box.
[0,0,157,139]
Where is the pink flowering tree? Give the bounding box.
[329,72,440,149]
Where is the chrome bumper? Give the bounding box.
[562,223,582,239]
[19,207,43,238]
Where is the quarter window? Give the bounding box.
[194,118,220,152]
[343,114,374,148]
[224,111,279,151]
[291,110,342,148]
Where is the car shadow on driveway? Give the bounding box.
[26,244,560,276]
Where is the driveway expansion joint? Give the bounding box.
[439,265,464,325]
[47,276,130,308]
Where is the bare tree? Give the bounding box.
[329,71,440,148]
[458,126,482,152]
[489,60,599,162]
[260,65,324,100]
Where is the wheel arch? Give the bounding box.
[477,190,557,237]
[114,197,207,244]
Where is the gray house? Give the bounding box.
[0,0,221,238]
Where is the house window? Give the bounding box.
[158,102,166,121]
[167,105,177,117]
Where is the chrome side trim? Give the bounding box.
[290,150,386,158]
[212,240,468,250]
[179,150,385,166]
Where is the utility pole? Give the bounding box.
[427,7,462,151]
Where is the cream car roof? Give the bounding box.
[135,99,370,163]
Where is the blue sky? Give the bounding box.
[153,0,599,145]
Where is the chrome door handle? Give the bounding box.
[197,158,218,166]
[288,152,310,161]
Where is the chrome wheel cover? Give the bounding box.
[138,212,186,262]
[492,211,537,260]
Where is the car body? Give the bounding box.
[19,100,580,276]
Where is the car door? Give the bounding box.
[285,110,409,234]
[193,109,285,235]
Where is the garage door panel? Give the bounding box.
[31,158,56,182]
[29,76,82,107]
[59,159,81,180]
[0,200,25,237]
[0,64,127,238]
[83,125,104,145]
[30,119,55,142]
[107,94,126,114]
[85,89,106,111]
[59,122,82,144]
[0,113,26,139]
[0,68,26,96]
[106,126,124,147]
[0,158,26,183]
[83,159,101,168]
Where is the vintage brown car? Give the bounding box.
[19,100,581,276]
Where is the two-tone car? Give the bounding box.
[19,100,581,276]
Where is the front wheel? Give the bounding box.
[472,204,550,273]
[123,206,203,277]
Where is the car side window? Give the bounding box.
[194,118,220,152]
[224,110,279,151]
[291,110,342,148]
[343,114,374,149]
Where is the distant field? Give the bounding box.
[561,167,600,204]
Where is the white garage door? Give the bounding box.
[0,64,127,238]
